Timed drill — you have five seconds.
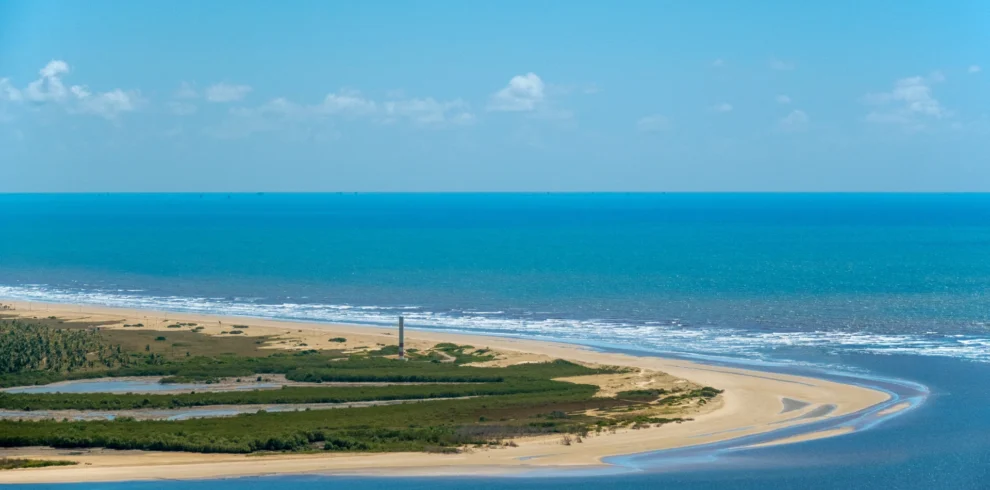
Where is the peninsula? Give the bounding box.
[0,301,890,483]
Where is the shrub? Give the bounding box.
[424,446,460,454]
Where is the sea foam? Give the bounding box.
[2,285,989,364]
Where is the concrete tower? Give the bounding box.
[398,316,405,360]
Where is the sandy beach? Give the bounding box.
[0,300,891,483]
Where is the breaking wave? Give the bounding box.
[2,285,989,364]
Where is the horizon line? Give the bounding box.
[3,191,990,195]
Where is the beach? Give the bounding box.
[0,300,891,484]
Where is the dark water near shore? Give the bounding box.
[2,193,989,488]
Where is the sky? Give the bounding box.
[0,0,988,192]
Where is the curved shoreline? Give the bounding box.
[0,300,911,483]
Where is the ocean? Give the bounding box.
[1,193,989,488]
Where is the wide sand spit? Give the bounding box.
[0,300,890,483]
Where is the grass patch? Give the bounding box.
[656,387,723,406]
[0,458,78,470]
[616,388,668,401]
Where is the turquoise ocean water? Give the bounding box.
[1,193,989,488]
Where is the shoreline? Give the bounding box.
[0,299,892,483]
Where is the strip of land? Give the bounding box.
[0,300,890,483]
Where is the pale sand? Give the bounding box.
[744,426,856,448]
[876,402,911,416]
[0,300,891,483]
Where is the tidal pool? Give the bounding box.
[2,377,282,394]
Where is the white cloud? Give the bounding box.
[864,73,948,128]
[73,88,140,119]
[383,97,473,126]
[168,83,199,115]
[2,60,141,119]
[969,65,982,74]
[770,58,795,71]
[320,90,377,115]
[778,109,809,131]
[231,91,378,121]
[636,114,671,133]
[212,97,318,138]
[0,78,22,102]
[205,83,252,102]
[217,89,472,138]
[488,73,545,111]
[450,112,476,125]
[230,97,302,119]
[175,82,198,99]
[711,58,725,68]
[39,60,69,78]
[168,101,198,116]
[776,95,791,104]
[712,103,733,113]
[25,60,71,102]
[70,85,90,98]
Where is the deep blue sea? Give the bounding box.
[1,193,989,489]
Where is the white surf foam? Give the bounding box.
[2,285,989,364]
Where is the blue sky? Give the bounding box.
[1,1,988,192]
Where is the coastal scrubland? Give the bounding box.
[0,314,720,454]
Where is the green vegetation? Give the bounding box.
[0,316,719,455]
[616,388,668,401]
[0,458,78,470]
[0,364,633,453]
[616,387,721,405]
[656,387,723,405]
[166,323,197,328]
[1,318,131,385]
[430,343,496,364]
[0,388,602,453]
[0,317,281,388]
[328,337,347,343]
[0,378,572,411]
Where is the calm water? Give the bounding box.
[2,378,280,394]
[1,193,989,488]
